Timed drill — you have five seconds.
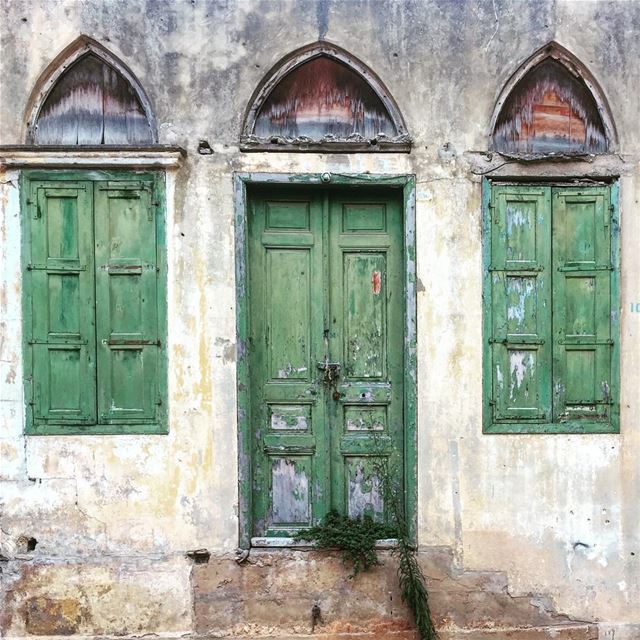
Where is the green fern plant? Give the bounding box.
[376,458,438,640]
[294,458,438,640]
[294,509,396,577]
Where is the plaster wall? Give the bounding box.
[1,0,639,637]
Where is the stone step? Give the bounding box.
[194,622,597,639]
[192,549,597,640]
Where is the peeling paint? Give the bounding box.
[509,350,533,399]
[271,458,309,525]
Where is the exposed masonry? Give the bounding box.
[190,547,597,639]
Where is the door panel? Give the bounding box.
[249,193,327,536]
[248,187,404,536]
[329,193,403,522]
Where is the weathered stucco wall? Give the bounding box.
[1,1,639,638]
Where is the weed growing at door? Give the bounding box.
[294,459,438,640]
[295,510,396,577]
[379,458,439,640]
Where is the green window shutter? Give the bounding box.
[551,187,615,429]
[488,186,552,426]
[94,180,160,425]
[27,181,97,428]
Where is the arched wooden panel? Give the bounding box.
[493,58,607,154]
[33,53,153,145]
[241,43,410,151]
[254,56,397,140]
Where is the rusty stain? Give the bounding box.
[371,270,382,295]
[254,56,397,140]
[493,59,606,154]
[23,597,86,636]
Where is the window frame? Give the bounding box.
[21,169,168,436]
[482,178,620,435]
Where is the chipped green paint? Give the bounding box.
[248,187,403,536]
[22,170,167,435]
[483,180,619,434]
[234,173,417,546]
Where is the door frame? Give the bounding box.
[234,172,417,548]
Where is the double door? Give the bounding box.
[248,187,404,536]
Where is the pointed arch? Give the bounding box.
[490,42,617,154]
[25,35,157,144]
[241,42,410,152]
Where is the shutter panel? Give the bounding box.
[552,187,613,426]
[28,181,96,426]
[94,180,159,424]
[489,186,552,424]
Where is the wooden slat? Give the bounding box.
[34,54,152,145]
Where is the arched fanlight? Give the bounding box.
[241,42,410,152]
[26,36,156,145]
[491,42,617,155]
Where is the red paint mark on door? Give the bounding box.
[371,271,381,295]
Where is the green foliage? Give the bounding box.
[376,458,438,640]
[393,531,438,640]
[295,510,396,577]
[295,457,438,640]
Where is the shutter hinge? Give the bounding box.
[156,398,163,406]
[606,203,614,228]
[557,338,613,345]
[488,266,543,272]
[106,339,161,347]
[489,338,545,345]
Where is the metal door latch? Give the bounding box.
[317,361,341,399]
[317,361,341,382]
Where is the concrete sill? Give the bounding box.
[0,145,186,168]
[251,537,398,549]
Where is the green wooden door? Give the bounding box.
[248,187,404,537]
